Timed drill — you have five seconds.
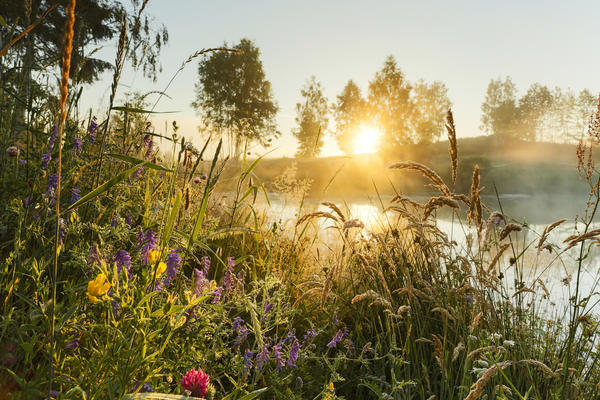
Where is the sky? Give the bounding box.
[83,0,600,158]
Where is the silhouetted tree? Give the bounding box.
[333,80,366,154]
[368,56,414,147]
[293,76,328,158]
[411,79,452,143]
[480,77,519,137]
[517,83,553,141]
[193,38,278,159]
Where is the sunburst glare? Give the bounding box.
[353,124,383,154]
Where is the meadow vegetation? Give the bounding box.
[3,3,600,400]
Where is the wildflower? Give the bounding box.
[303,329,317,346]
[22,196,31,208]
[6,146,19,158]
[201,256,210,276]
[65,338,79,350]
[243,349,254,373]
[156,261,167,277]
[466,295,473,304]
[287,340,299,368]
[164,249,181,286]
[327,330,344,349]
[42,152,52,168]
[232,317,248,347]
[19,159,27,166]
[88,116,98,143]
[72,137,83,155]
[193,268,207,296]
[126,213,134,227]
[193,176,202,184]
[324,382,335,400]
[48,125,58,149]
[111,215,118,227]
[88,244,102,267]
[133,383,153,393]
[503,340,515,348]
[223,256,235,291]
[45,173,59,199]
[114,250,131,278]
[285,330,297,344]
[58,218,67,241]
[272,343,285,371]
[71,188,81,204]
[255,345,269,371]
[362,342,374,358]
[344,339,354,351]
[180,368,210,398]
[140,229,158,264]
[263,302,274,316]
[237,269,246,288]
[211,286,223,304]
[135,166,144,178]
[333,312,339,325]
[87,273,111,303]
[48,390,61,399]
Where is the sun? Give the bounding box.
[353,124,383,154]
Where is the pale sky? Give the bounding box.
[83,0,600,157]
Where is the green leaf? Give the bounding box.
[237,387,269,400]
[111,106,177,114]
[106,154,172,172]
[0,16,9,29]
[162,192,182,249]
[64,161,148,214]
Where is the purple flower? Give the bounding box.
[285,330,297,344]
[133,383,153,393]
[237,269,246,288]
[303,329,317,346]
[58,218,67,241]
[255,345,269,371]
[22,196,31,208]
[327,330,344,349]
[140,229,158,264]
[243,349,254,373]
[88,243,102,267]
[71,188,81,204]
[272,343,285,371]
[19,159,27,166]
[48,125,58,149]
[211,286,222,304]
[193,268,207,296]
[135,166,144,178]
[45,173,59,200]
[112,215,118,227]
[114,250,132,278]
[126,213,134,227]
[65,338,79,350]
[287,340,299,368]
[223,256,235,291]
[232,317,248,347]
[73,137,83,155]
[466,295,473,304]
[201,256,210,277]
[88,116,98,143]
[333,312,339,325]
[164,249,181,286]
[263,302,274,316]
[345,339,354,351]
[42,152,52,168]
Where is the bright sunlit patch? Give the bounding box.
[353,124,383,154]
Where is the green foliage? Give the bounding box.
[192,39,279,159]
[293,76,329,159]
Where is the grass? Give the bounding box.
[2,5,600,400]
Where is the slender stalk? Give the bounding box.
[49,0,76,395]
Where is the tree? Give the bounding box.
[192,38,278,159]
[0,0,168,84]
[517,83,553,141]
[480,77,519,137]
[368,56,414,147]
[333,80,366,154]
[411,80,452,143]
[293,76,328,158]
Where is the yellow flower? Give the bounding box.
[87,273,111,303]
[70,211,79,224]
[147,249,160,263]
[155,262,167,277]
[323,382,335,400]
